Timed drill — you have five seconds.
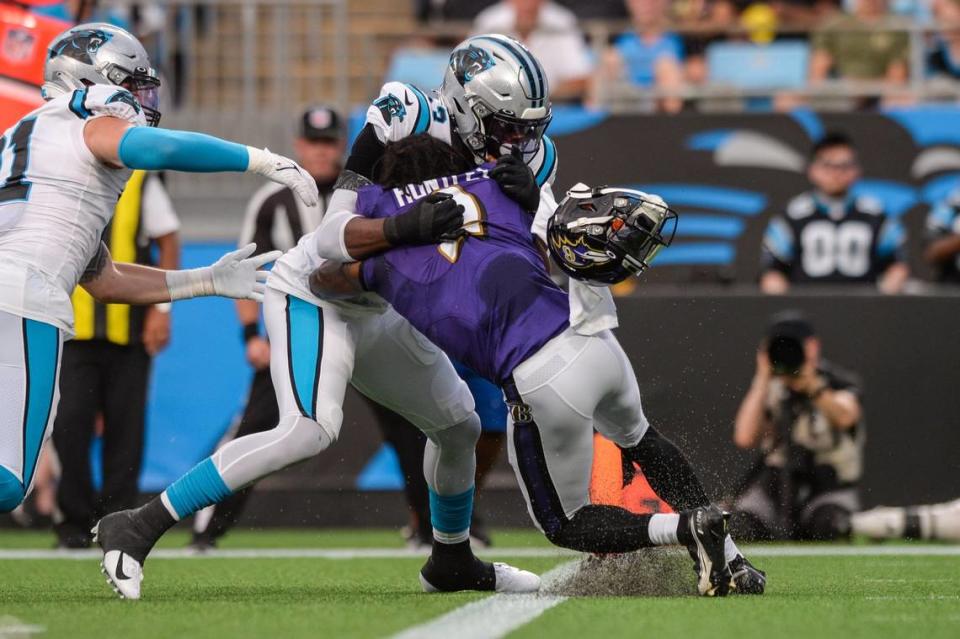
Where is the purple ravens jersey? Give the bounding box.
[357,168,570,383]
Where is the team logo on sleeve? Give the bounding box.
[49,29,113,64]
[450,45,495,85]
[107,90,142,114]
[373,94,406,125]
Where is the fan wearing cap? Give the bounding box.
[731,311,865,542]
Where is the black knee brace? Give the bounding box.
[621,427,710,512]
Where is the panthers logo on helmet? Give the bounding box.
[49,29,113,64]
[373,94,407,125]
[450,45,495,85]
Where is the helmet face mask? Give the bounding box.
[547,186,678,285]
[43,23,162,126]
[441,35,552,164]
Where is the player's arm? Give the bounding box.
[80,241,281,305]
[759,216,794,294]
[733,349,775,449]
[308,261,364,299]
[875,218,909,295]
[82,116,318,206]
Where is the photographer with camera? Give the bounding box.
[730,311,864,541]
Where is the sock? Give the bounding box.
[161,458,233,520]
[724,534,742,563]
[429,486,473,544]
[647,513,680,545]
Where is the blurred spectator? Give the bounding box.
[760,132,909,294]
[927,0,960,80]
[730,312,864,541]
[809,0,909,86]
[924,188,960,283]
[770,0,841,23]
[597,0,685,113]
[675,0,741,87]
[473,0,594,102]
[53,172,180,549]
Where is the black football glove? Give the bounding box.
[490,147,540,213]
[383,192,466,246]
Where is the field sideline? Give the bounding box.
[1,529,958,639]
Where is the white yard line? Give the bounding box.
[1,544,959,561]
[389,562,577,639]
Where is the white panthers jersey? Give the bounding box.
[0,84,146,335]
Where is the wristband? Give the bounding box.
[165,267,215,301]
[243,323,260,343]
[154,302,172,313]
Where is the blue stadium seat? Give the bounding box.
[384,47,451,89]
[706,41,810,89]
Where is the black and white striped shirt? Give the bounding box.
[238,179,335,251]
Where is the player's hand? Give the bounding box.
[490,147,540,213]
[246,336,271,371]
[142,306,171,355]
[246,147,319,207]
[383,192,465,246]
[210,243,283,302]
[142,306,171,356]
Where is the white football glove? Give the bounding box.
[246,146,319,207]
[166,243,283,302]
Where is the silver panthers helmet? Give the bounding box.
[42,22,161,126]
[440,34,552,163]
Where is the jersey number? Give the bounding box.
[437,186,487,263]
[800,220,873,278]
[0,118,36,204]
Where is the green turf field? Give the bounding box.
[1,529,958,639]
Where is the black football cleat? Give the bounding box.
[682,506,732,597]
[729,555,766,595]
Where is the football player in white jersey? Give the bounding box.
[0,23,317,518]
[91,36,553,601]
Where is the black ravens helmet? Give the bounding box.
[547,184,678,285]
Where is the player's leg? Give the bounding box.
[191,369,281,549]
[51,341,102,547]
[0,312,63,514]
[505,328,730,596]
[852,498,960,541]
[98,344,150,519]
[350,310,537,593]
[95,290,355,599]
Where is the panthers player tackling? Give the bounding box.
[89,34,556,601]
[0,23,317,518]
[310,134,767,597]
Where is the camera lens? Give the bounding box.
[768,335,805,375]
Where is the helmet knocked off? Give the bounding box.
[42,22,161,126]
[547,185,679,285]
[440,34,552,163]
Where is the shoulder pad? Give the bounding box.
[366,82,432,144]
[786,193,816,219]
[532,135,558,188]
[68,84,146,126]
[854,195,884,216]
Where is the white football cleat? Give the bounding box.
[100,549,143,600]
[493,562,541,593]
